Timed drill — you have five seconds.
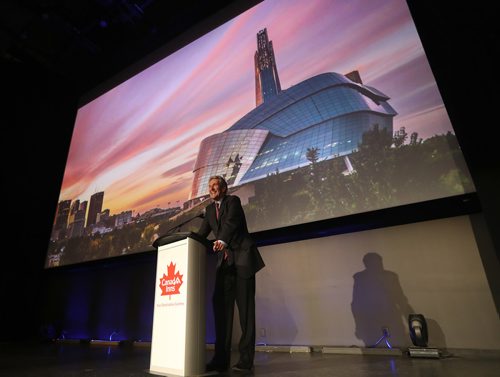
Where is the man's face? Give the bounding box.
[208,178,226,201]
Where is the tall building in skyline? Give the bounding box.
[51,199,71,240]
[255,28,281,106]
[86,191,104,228]
[68,199,80,226]
[69,201,87,238]
[54,200,71,230]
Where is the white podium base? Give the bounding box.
[150,236,206,376]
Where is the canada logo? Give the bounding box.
[159,261,183,298]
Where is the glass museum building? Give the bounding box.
[189,29,397,200]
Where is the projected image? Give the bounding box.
[46,0,474,267]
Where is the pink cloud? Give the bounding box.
[162,160,196,178]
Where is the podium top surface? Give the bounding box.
[152,231,211,249]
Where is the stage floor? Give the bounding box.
[0,341,499,377]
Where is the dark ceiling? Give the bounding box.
[1,0,249,95]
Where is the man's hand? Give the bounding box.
[213,240,229,261]
[213,240,226,252]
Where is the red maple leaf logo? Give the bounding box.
[159,261,183,298]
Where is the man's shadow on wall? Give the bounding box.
[351,252,414,347]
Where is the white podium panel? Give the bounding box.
[150,236,206,376]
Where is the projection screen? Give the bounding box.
[45,0,475,268]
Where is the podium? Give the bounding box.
[149,232,210,376]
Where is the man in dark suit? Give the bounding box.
[197,175,265,372]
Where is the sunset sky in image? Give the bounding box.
[58,0,455,217]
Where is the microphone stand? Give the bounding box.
[165,212,204,234]
[152,212,208,249]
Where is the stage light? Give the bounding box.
[372,327,392,349]
[408,314,428,347]
[109,331,118,341]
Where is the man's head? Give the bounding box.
[208,175,228,201]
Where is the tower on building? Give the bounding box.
[255,28,281,106]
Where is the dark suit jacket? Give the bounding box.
[198,195,265,278]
